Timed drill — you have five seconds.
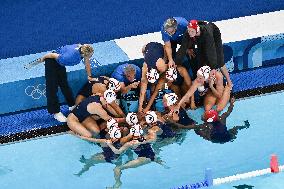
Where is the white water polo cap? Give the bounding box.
[126,112,139,126]
[197,66,211,82]
[104,89,116,103]
[164,93,178,106]
[146,68,159,83]
[108,78,121,91]
[145,111,158,124]
[166,67,178,81]
[109,126,122,139]
[130,124,144,137]
[107,118,119,130]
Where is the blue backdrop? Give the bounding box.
[1,0,284,59]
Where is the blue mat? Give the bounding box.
[1,0,284,59]
[0,64,283,136]
[0,106,69,136]
[231,64,284,92]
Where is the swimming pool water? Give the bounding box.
[0,91,283,189]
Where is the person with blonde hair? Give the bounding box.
[38,44,94,122]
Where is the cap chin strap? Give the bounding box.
[196,25,200,33]
[207,118,213,123]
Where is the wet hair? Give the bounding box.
[163,17,178,31]
[80,44,94,57]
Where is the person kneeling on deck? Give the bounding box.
[111,63,141,94]
[38,44,94,122]
[111,64,142,113]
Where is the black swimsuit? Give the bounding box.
[99,130,121,163]
[72,95,101,122]
[77,76,109,97]
[156,121,176,139]
[134,143,155,161]
[210,121,231,143]
[144,42,164,70]
[178,109,195,125]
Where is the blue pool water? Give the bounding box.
[0,91,283,189]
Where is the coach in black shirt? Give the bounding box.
[175,20,232,88]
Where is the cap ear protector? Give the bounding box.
[126,113,139,126]
[166,67,178,81]
[108,78,121,91]
[197,66,211,82]
[197,85,208,93]
[146,68,159,83]
[109,127,122,139]
[104,89,117,104]
[129,124,143,137]
[107,118,118,130]
[145,111,158,124]
[164,93,178,106]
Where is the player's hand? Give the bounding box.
[187,49,195,59]
[170,105,180,116]
[230,97,235,104]
[209,76,216,88]
[130,81,140,89]
[87,75,93,81]
[168,60,176,68]
[137,110,146,120]
[190,102,197,110]
[38,58,44,62]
